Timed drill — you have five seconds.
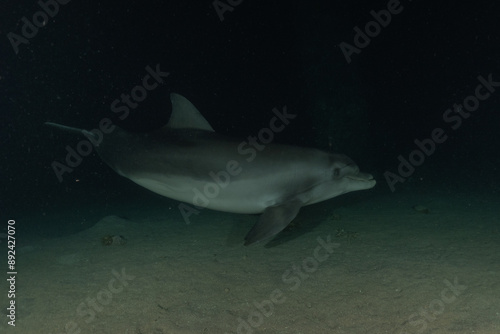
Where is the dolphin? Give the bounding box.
[46,93,376,245]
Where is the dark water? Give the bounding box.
[1,1,499,333]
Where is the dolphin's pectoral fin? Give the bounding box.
[244,199,303,246]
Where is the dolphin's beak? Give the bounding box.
[347,172,374,181]
[346,172,376,189]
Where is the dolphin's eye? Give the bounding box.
[333,168,340,178]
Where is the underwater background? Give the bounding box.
[1,0,500,333]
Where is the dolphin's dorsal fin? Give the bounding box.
[164,93,214,132]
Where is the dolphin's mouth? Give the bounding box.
[347,172,374,182]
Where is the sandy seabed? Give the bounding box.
[1,189,499,334]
